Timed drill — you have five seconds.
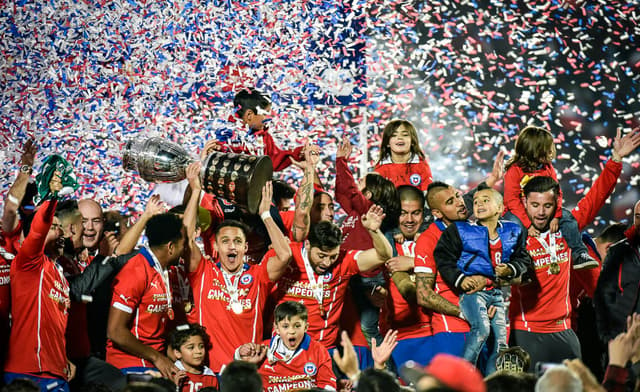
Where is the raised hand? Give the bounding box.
[372,329,398,370]
[200,139,224,160]
[361,204,385,232]
[332,331,359,379]
[258,181,273,216]
[143,194,166,218]
[20,138,37,167]
[612,127,640,161]
[185,162,202,191]
[336,136,353,159]
[486,149,506,187]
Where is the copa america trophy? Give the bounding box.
[123,137,273,214]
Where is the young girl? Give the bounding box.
[504,126,598,269]
[169,324,219,392]
[374,119,433,191]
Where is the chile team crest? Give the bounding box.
[240,274,253,285]
[409,174,422,186]
[322,272,332,282]
[304,362,317,376]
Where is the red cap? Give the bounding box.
[423,354,486,392]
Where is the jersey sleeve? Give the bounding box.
[111,259,147,314]
[344,250,363,276]
[335,157,369,215]
[315,345,337,390]
[262,132,304,172]
[414,229,439,275]
[503,165,531,228]
[15,199,57,272]
[571,160,622,230]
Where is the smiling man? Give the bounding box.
[510,176,583,369]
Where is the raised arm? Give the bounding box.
[183,162,204,273]
[2,139,37,233]
[261,182,293,281]
[356,205,392,272]
[335,137,369,214]
[573,127,640,230]
[114,194,165,256]
[290,142,320,242]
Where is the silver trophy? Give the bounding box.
[123,137,273,213]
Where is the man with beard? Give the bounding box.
[510,176,581,367]
[3,174,75,391]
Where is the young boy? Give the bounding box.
[434,186,532,375]
[169,324,219,392]
[235,301,337,391]
[204,88,304,172]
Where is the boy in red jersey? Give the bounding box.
[203,88,304,172]
[169,324,219,392]
[3,171,76,391]
[236,301,337,391]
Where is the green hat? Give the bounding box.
[34,154,79,204]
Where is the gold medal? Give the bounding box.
[184,301,193,314]
[549,262,560,275]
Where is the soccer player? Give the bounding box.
[270,204,392,351]
[183,162,293,372]
[3,173,76,391]
[236,301,337,391]
[105,211,186,380]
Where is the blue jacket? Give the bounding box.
[434,220,531,291]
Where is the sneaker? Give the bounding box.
[572,252,599,270]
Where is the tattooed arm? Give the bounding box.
[291,142,320,242]
[415,272,461,317]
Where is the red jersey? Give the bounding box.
[510,231,572,333]
[175,361,219,392]
[414,221,469,334]
[4,200,71,378]
[374,155,433,191]
[271,243,361,348]
[503,163,563,228]
[383,240,432,340]
[106,248,174,369]
[259,334,336,392]
[188,256,274,372]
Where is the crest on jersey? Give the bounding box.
[304,362,317,376]
[322,272,333,282]
[410,174,422,186]
[240,274,253,285]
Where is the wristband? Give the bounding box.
[458,310,466,321]
[6,193,19,206]
[260,211,271,221]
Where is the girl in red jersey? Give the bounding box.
[374,119,433,192]
[170,324,219,392]
[504,126,598,270]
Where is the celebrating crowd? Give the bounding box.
[2,88,640,392]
